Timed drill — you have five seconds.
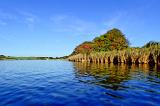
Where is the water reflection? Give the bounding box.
[0,60,160,106]
[157,65,160,71]
[73,62,160,90]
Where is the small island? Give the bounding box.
[68,28,160,66]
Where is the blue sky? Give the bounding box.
[0,0,160,57]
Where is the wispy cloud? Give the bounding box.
[0,10,17,20]
[0,20,7,26]
[103,11,127,28]
[18,11,39,29]
[50,14,98,35]
[49,13,129,39]
[0,33,13,43]
[0,9,39,29]
[0,10,17,26]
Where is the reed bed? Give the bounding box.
[68,45,160,65]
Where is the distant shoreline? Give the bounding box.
[0,55,68,60]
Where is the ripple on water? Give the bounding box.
[0,61,160,106]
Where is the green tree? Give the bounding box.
[0,55,6,60]
[93,28,129,51]
[143,41,160,48]
[93,36,110,51]
[105,28,129,50]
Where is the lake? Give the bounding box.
[0,60,160,106]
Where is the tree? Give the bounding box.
[0,55,6,60]
[0,55,5,58]
[105,28,129,50]
[93,36,110,51]
[72,41,95,55]
[93,28,129,51]
[143,41,160,48]
[72,28,130,55]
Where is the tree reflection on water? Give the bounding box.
[73,62,160,90]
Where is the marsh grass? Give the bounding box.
[68,45,160,65]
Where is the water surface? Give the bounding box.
[0,60,160,106]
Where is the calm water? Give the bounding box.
[0,60,160,106]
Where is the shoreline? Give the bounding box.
[68,47,160,66]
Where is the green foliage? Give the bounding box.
[106,28,129,50]
[93,35,110,51]
[0,55,6,60]
[143,41,160,48]
[93,28,129,51]
[0,55,5,58]
[72,28,130,54]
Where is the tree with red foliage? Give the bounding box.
[72,41,95,55]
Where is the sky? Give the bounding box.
[0,0,160,57]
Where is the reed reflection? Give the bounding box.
[73,62,160,90]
